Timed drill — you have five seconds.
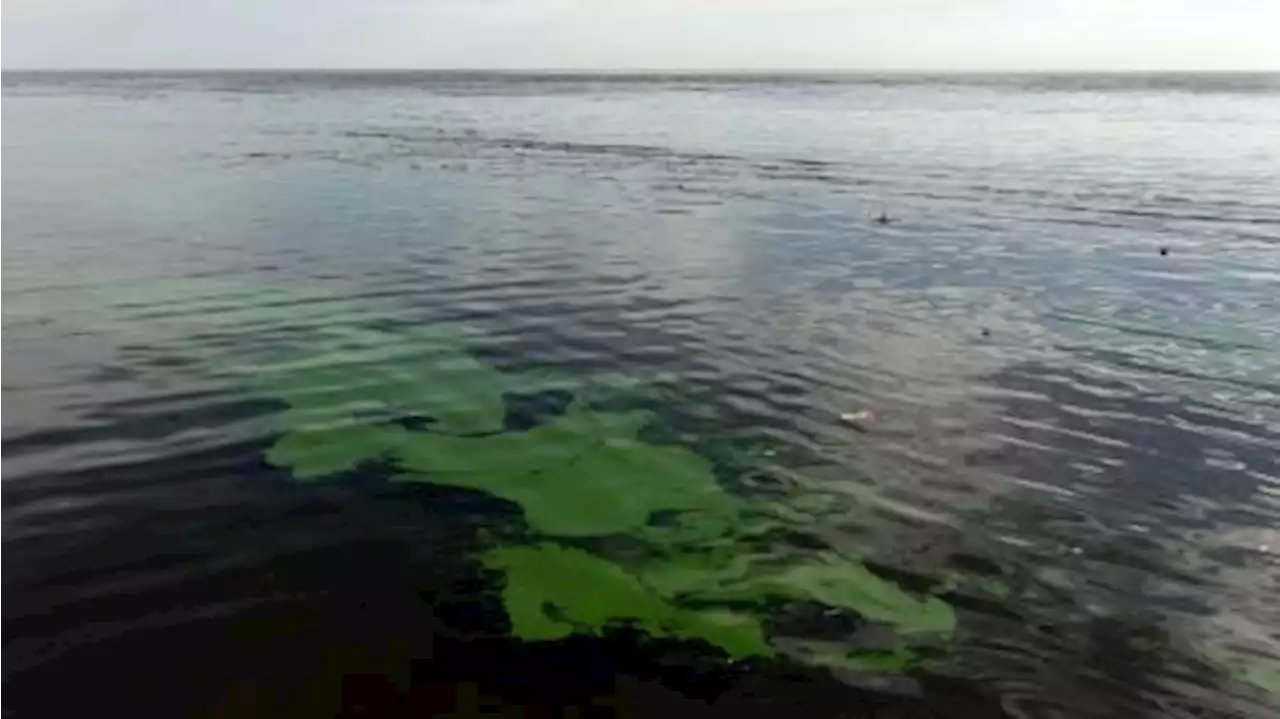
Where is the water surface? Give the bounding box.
[4,71,1280,718]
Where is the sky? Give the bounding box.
[3,0,1279,71]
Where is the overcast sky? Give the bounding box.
[4,0,1278,71]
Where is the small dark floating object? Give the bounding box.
[1159,246,1169,256]
[875,211,891,225]
[981,327,991,338]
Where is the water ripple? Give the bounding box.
[6,71,1280,717]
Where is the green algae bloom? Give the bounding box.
[258,320,957,670]
[266,421,402,480]
[639,551,955,637]
[483,544,771,660]
[391,406,740,536]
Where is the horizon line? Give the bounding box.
[5,67,1279,75]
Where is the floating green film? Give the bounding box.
[258,321,956,670]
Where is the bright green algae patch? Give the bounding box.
[707,557,955,636]
[253,324,517,436]
[259,322,956,668]
[392,407,741,536]
[483,544,771,660]
[266,422,402,480]
[260,325,741,534]
[637,550,955,637]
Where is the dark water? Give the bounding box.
[4,71,1279,718]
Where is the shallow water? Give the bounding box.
[4,71,1280,718]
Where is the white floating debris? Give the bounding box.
[840,410,876,432]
